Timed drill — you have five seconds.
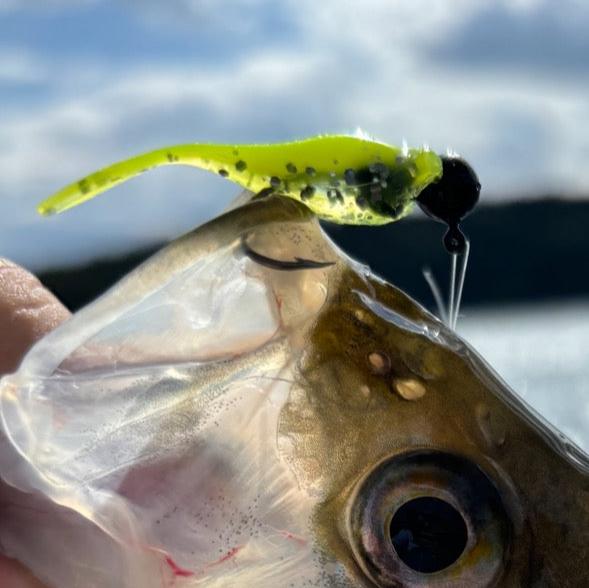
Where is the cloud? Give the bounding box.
[426,0,589,76]
[0,48,47,84]
[0,49,341,269]
[132,0,293,38]
[0,0,98,13]
[0,0,96,17]
[2,0,589,271]
[1,0,587,481]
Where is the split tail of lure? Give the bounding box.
[37,144,253,216]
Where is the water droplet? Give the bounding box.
[305,166,316,177]
[286,162,297,174]
[270,176,282,189]
[218,169,229,177]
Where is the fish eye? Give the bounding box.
[347,451,511,587]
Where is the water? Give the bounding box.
[459,300,589,452]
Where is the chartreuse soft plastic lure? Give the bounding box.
[37,135,450,225]
[37,134,481,327]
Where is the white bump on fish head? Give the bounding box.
[476,403,507,449]
[392,377,427,401]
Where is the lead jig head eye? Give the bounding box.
[416,156,480,254]
[443,226,467,255]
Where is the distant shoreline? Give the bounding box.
[39,198,589,311]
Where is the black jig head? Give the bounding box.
[416,156,480,254]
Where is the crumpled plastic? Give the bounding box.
[0,196,348,587]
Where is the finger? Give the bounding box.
[0,258,69,587]
[0,258,70,375]
[0,556,48,588]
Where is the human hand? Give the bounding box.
[0,258,70,588]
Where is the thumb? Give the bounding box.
[0,258,70,587]
[0,258,70,375]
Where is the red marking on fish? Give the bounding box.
[165,555,194,578]
[195,545,244,576]
[277,529,307,546]
[215,545,242,565]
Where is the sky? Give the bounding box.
[1,0,589,270]
[461,301,589,452]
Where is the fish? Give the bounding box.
[0,194,587,587]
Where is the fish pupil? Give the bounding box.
[390,496,468,574]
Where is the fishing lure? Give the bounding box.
[37,134,480,325]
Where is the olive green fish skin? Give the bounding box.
[191,196,588,587]
[279,252,589,586]
[36,135,442,224]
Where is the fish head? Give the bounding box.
[0,195,587,587]
[285,253,589,587]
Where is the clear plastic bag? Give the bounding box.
[0,197,343,587]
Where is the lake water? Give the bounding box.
[459,300,589,453]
